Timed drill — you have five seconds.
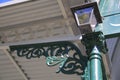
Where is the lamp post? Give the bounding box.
[71,1,107,80]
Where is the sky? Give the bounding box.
[0,0,12,3]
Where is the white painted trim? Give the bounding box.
[74,13,80,26]
[0,35,82,46]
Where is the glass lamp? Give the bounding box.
[71,2,102,34]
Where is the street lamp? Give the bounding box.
[71,2,102,34]
[71,1,108,80]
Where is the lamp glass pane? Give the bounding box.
[74,7,93,26]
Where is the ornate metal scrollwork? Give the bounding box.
[10,41,87,75]
[46,56,68,73]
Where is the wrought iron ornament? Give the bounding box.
[81,31,108,80]
[46,56,68,73]
[81,31,108,54]
[10,41,87,75]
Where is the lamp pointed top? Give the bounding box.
[91,46,100,53]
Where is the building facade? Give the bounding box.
[0,0,119,80]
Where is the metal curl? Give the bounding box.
[10,41,87,74]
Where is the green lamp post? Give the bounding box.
[71,1,108,80]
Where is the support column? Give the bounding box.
[90,46,103,80]
[81,31,107,80]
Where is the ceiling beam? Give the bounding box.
[0,35,81,46]
[57,0,74,35]
[56,0,68,19]
[2,49,29,80]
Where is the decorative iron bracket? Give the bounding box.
[10,41,87,75]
